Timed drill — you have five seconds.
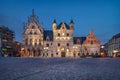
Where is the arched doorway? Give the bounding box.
[60,47,66,57]
[61,52,65,57]
[27,48,30,56]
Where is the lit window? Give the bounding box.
[62,33,65,36]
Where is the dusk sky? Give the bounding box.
[0,0,120,44]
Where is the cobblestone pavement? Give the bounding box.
[0,57,120,80]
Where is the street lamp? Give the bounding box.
[44,47,49,57]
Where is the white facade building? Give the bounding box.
[22,10,100,58]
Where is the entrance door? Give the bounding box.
[61,52,65,57]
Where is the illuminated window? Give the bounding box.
[61,47,65,51]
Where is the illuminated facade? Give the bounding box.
[83,30,100,56]
[23,10,100,57]
[22,9,44,57]
[108,33,120,56]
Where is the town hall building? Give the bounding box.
[21,9,100,58]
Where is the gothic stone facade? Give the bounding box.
[22,10,100,57]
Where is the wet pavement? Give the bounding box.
[0,57,120,80]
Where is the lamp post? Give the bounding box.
[44,47,49,57]
[100,45,105,57]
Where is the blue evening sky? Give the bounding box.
[0,0,120,44]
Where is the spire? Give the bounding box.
[53,19,56,23]
[70,19,74,24]
[32,8,34,16]
[90,30,94,35]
